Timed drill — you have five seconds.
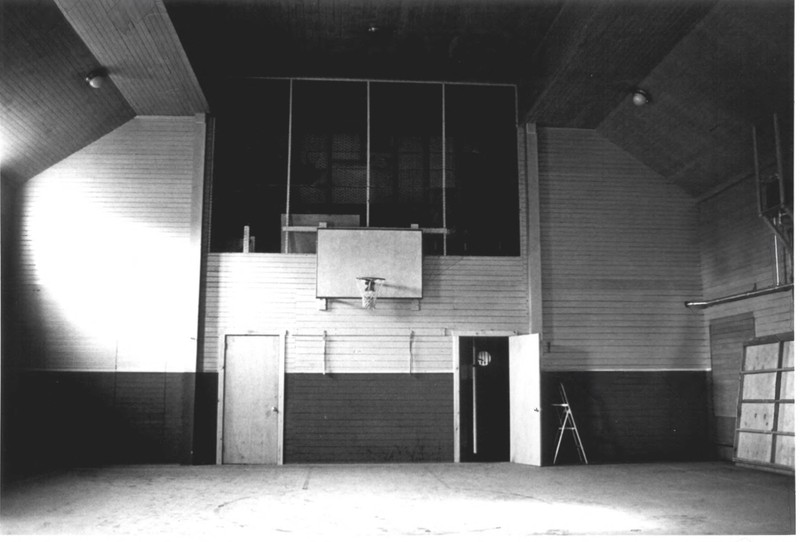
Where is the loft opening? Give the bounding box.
[209,78,520,256]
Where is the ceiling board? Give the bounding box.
[521,0,714,128]
[0,0,135,186]
[164,0,564,110]
[598,0,794,197]
[54,0,208,115]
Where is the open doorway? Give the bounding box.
[458,336,510,462]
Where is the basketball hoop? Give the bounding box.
[356,276,385,309]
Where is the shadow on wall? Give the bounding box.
[540,370,714,465]
[1,371,195,487]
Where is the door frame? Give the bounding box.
[217,330,287,465]
[451,330,516,463]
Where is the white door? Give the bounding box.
[509,333,542,466]
[223,335,281,464]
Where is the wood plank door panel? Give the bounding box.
[509,333,542,466]
[223,335,281,464]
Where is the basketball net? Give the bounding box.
[356,277,385,309]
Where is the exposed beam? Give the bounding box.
[54,0,208,116]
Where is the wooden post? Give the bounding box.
[525,123,544,335]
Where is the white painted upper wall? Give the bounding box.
[15,116,205,372]
[203,126,711,373]
[12,120,726,375]
[538,127,708,370]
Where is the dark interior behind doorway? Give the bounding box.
[459,337,510,462]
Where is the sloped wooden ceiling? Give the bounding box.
[0,0,208,188]
[54,0,208,115]
[597,0,793,198]
[519,0,715,129]
[166,0,792,200]
[0,0,134,187]
[2,0,792,199]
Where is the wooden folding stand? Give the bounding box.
[552,382,588,464]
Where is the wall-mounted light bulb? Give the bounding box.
[85,69,107,89]
[632,89,650,106]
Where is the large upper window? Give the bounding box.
[211,79,290,253]
[210,79,519,255]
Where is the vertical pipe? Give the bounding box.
[752,125,762,217]
[321,331,327,375]
[773,114,785,207]
[408,331,414,374]
[366,81,371,227]
[284,79,294,253]
[774,235,782,285]
[441,84,447,255]
[472,339,478,455]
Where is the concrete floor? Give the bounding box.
[0,462,794,536]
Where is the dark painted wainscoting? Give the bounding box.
[2,371,194,483]
[192,371,219,465]
[284,373,454,463]
[541,371,714,464]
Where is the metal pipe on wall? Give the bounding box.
[773,235,782,285]
[366,81,371,227]
[752,125,762,217]
[472,339,478,455]
[684,283,793,309]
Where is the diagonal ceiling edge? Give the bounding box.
[54,0,208,116]
[520,0,714,129]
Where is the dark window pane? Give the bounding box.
[209,79,519,256]
[210,79,290,252]
[290,81,367,222]
[446,85,519,256]
[370,83,442,230]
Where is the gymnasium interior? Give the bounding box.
[0,0,795,536]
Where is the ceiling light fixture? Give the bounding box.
[85,68,108,89]
[631,88,651,106]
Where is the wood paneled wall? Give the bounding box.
[12,116,205,372]
[201,129,531,374]
[284,374,453,463]
[3,371,194,479]
[697,179,793,336]
[541,371,713,463]
[698,176,793,460]
[709,313,755,460]
[204,127,712,373]
[537,127,707,370]
[202,254,529,373]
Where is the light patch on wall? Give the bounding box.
[25,171,197,372]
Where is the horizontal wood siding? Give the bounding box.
[202,127,530,374]
[542,371,713,463]
[203,255,529,373]
[537,127,707,370]
[698,179,793,337]
[283,374,453,462]
[13,116,203,373]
